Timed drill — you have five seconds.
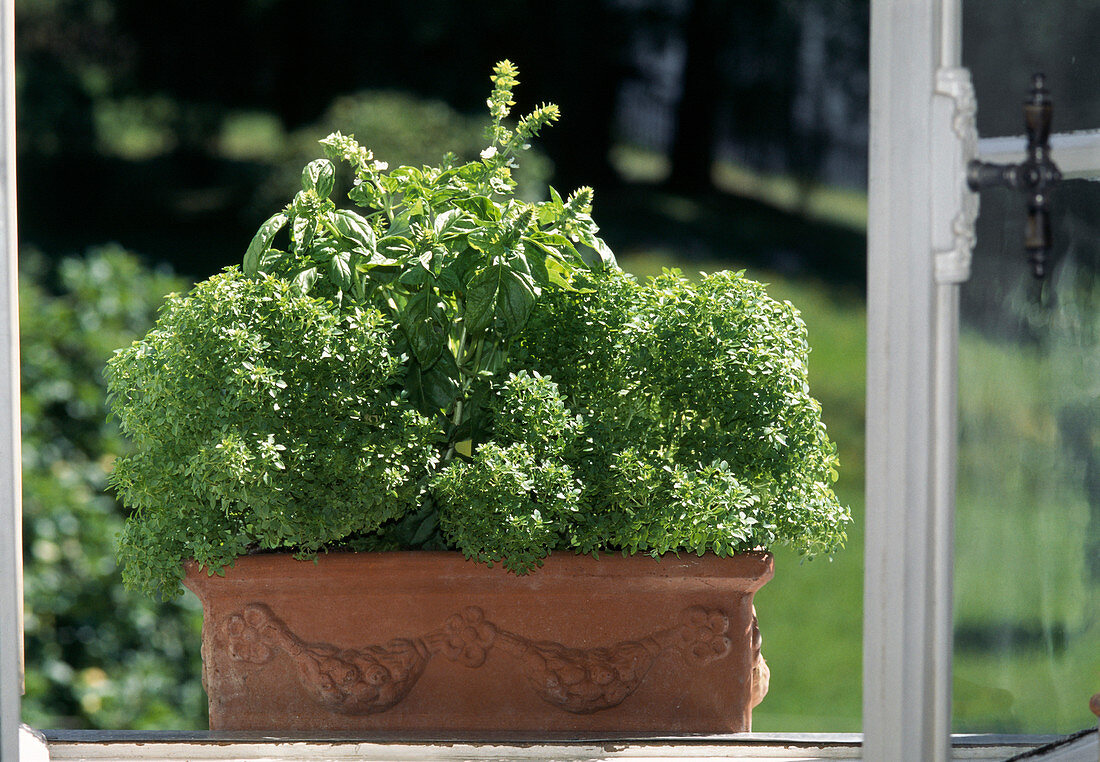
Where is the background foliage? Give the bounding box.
[20,248,206,728]
[14,0,869,282]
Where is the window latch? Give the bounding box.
[967,74,1063,278]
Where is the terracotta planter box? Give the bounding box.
[183,551,774,734]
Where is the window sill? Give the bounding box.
[25,727,1097,761]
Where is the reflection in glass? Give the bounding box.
[964,0,1100,135]
[955,177,1100,732]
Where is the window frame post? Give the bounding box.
[0,0,22,756]
[864,0,962,759]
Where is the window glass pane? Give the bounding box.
[964,0,1100,136]
[955,175,1100,732]
[17,0,873,733]
[958,1,1100,732]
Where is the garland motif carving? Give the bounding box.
[223,603,765,715]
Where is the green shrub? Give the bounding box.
[108,270,439,597]
[108,62,848,598]
[21,246,206,728]
[509,267,848,559]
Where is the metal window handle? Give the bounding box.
[967,73,1063,278]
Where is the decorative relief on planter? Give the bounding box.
[222,602,762,715]
[491,605,732,713]
[224,605,430,714]
[749,606,769,709]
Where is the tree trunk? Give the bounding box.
[667,0,726,192]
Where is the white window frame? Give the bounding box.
[862,1,963,759]
[1,0,22,757]
[865,1,1100,760]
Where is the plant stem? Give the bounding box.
[441,325,470,465]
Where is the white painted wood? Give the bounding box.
[931,68,979,284]
[0,0,22,757]
[37,733,1071,762]
[20,726,51,762]
[929,285,960,755]
[864,0,960,759]
[939,0,962,69]
[978,130,1100,180]
[44,742,861,762]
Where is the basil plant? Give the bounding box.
[107,62,849,598]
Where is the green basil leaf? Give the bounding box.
[330,209,377,251]
[259,247,287,273]
[291,216,316,253]
[543,256,575,290]
[409,320,445,368]
[463,265,535,336]
[463,264,504,335]
[467,228,502,254]
[407,507,440,547]
[587,235,617,269]
[433,209,464,237]
[405,357,459,416]
[454,195,502,222]
[355,256,401,274]
[376,235,414,260]
[522,241,551,287]
[397,266,433,288]
[523,235,560,261]
[437,263,462,294]
[506,248,532,278]
[294,267,318,295]
[328,251,352,289]
[401,291,447,368]
[453,247,483,280]
[301,159,335,198]
[438,248,481,295]
[309,239,340,260]
[498,269,536,335]
[537,233,586,269]
[434,345,460,380]
[243,212,288,276]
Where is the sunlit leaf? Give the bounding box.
[331,209,377,251]
[301,159,335,199]
[243,212,288,276]
[294,267,318,294]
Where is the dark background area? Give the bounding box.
[15,0,869,283]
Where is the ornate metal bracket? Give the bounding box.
[967,73,1063,278]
